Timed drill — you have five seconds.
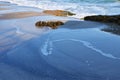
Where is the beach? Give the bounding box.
[0,1,120,80]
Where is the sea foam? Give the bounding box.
[1,0,120,18]
[41,38,120,60]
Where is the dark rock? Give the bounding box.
[35,21,64,29]
[84,15,120,25]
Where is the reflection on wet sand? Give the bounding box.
[0,8,9,10]
[101,24,120,35]
[0,11,45,19]
[0,4,9,6]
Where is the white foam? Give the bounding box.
[41,39,53,56]
[15,26,24,34]
[1,0,119,18]
[40,38,120,60]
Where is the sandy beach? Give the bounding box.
[0,1,120,80]
[0,11,46,19]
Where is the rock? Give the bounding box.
[43,10,75,17]
[35,21,64,29]
[84,15,120,25]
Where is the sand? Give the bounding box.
[0,4,9,6]
[0,11,46,19]
[0,8,9,10]
[0,1,46,19]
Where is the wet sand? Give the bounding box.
[0,2,46,19]
[0,11,46,19]
[0,1,46,19]
[0,1,77,54]
[0,4,9,6]
[0,8,9,10]
[0,2,80,80]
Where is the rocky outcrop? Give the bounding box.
[84,15,120,25]
[43,10,75,17]
[35,21,64,29]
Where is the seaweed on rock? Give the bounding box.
[35,21,64,29]
[84,15,120,25]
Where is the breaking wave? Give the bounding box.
[0,0,120,18]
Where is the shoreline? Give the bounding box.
[0,11,46,19]
[0,1,120,80]
[0,1,79,20]
[0,1,79,54]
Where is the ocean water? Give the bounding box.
[0,0,120,18]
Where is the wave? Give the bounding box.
[0,0,120,18]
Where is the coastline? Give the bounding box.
[0,11,45,19]
[1,1,120,80]
[0,1,80,59]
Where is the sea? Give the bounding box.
[0,0,120,18]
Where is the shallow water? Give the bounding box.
[4,25,120,80]
[1,14,120,80]
[0,1,120,80]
